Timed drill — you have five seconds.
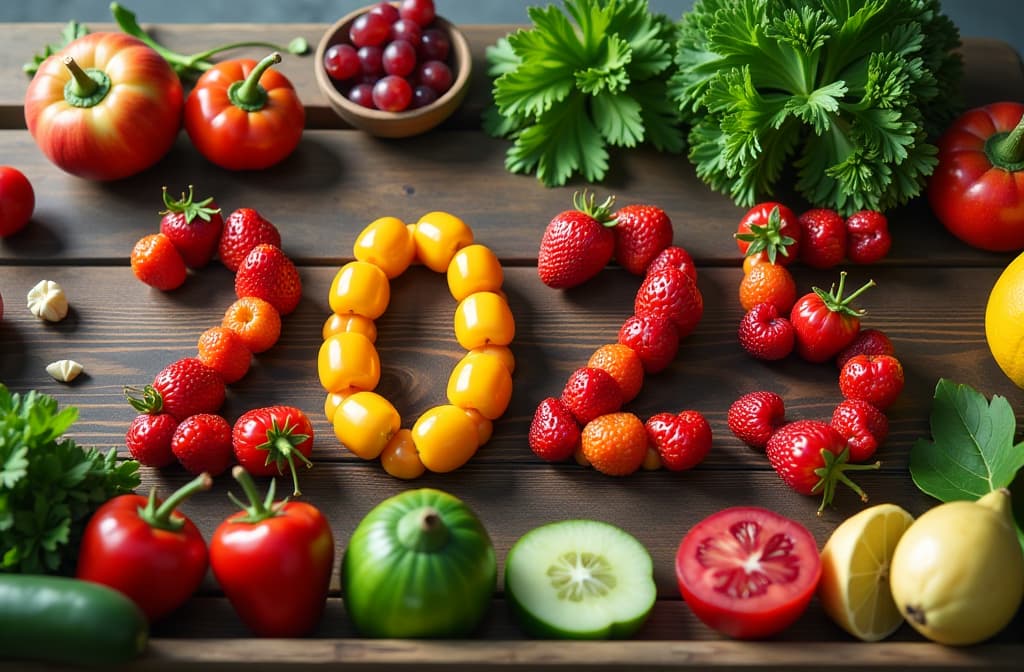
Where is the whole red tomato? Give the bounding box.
[929,102,1024,251]
[184,53,304,171]
[24,33,183,181]
[675,506,821,639]
[210,467,334,637]
[76,473,211,622]
[0,166,34,237]
[735,202,800,266]
[790,272,874,363]
[232,405,314,497]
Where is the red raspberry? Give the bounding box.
[171,413,233,476]
[560,367,623,425]
[618,313,680,374]
[124,413,179,467]
[839,354,905,410]
[645,410,712,471]
[831,399,888,463]
[846,210,891,264]
[727,391,786,450]
[634,267,703,339]
[528,397,581,462]
[798,209,846,269]
[836,328,895,369]
[738,302,795,361]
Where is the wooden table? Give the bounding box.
[1,22,1024,671]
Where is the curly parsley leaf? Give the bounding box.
[23,20,89,76]
[486,0,683,187]
[0,385,140,574]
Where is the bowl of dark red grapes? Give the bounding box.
[315,0,471,137]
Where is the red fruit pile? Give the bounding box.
[323,0,456,112]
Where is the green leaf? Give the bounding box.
[23,20,89,76]
[506,94,608,187]
[910,380,1024,502]
[591,91,644,147]
[574,33,632,96]
[784,79,846,135]
[485,37,521,78]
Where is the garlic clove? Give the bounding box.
[46,359,84,383]
[26,279,69,322]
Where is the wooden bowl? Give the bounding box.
[314,5,472,138]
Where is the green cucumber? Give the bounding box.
[505,519,656,639]
[0,574,148,666]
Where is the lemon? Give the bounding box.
[818,503,914,642]
[985,250,1024,388]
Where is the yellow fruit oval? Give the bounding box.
[413,211,474,272]
[329,261,391,320]
[322,312,378,343]
[353,216,416,279]
[411,404,479,473]
[446,352,513,420]
[470,344,515,375]
[986,250,1024,388]
[447,244,504,301]
[317,331,381,393]
[332,391,401,460]
[380,429,425,480]
[453,291,515,350]
[324,388,357,423]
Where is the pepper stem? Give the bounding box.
[228,52,281,112]
[227,466,283,523]
[396,506,449,552]
[137,473,212,532]
[986,113,1024,171]
[61,56,112,108]
[63,56,96,96]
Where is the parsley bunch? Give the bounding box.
[0,386,140,574]
[670,0,962,214]
[484,0,683,187]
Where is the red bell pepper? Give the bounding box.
[184,52,304,171]
[929,102,1024,252]
[76,473,211,622]
[210,467,334,637]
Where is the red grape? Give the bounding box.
[372,75,413,112]
[383,40,418,77]
[419,28,450,61]
[390,18,422,44]
[357,45,384,77]
[368,2,400,23]
[411,85,439,109]
[418,60,453,94]
[324,43,360,81]
[349,83,376,109]
[399,0,435,28]
[350,12,390,47]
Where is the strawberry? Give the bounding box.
[738,302,795,361]
[130,233,187,291]
[124,413,179,467]
[587,343,644,403]
[218,207,282,272]
[845,210,892,265]
[234,244,303,315]
[634,267,703,339]
[560,367,623,425]
[838,354,905,410]
[159,185,223,269]
[171,413,233,476]
[835,328,894,369]
[127,357,226,422]
[765,419,878,512]
[537,192,616,289]
[646,245,697,283]
[645,410,712,471]
[197,326,252,384]
[612,204,673,275]
[528,397,581,462]
[831,399,888,463]
[727,391,786,450]
[798,208,846,269]
[618,313,679,373]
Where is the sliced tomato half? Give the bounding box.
[675,506,821,639]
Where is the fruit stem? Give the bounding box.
[61,56,112,108]
[396,506,449,552]
[160,185,221,224]
[137,472,212,532]
[227,466,284,523]
[228,52,280,112]
[572,190,617,226]
[986,114,1024,171]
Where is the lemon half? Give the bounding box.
[819,503,914,641]
[986,250,1024,388]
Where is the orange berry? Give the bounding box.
[574,446,591,467]
[587,343,644,403]
[197,326,251,384]
[580,412,648,476]
[322,312,377,343]
[353,216,415,279]
[380,429,425,480]
[412,404,479,472]
[743,251,770,275]
[131,232,187,291]
[222,296,282,354]
[447,244,504,301]
[329,261,390,320]
[413,211,474,272]
[739,262,797,313]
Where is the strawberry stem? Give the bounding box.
[258,415,313,497]
[735,206,796,264]
[160,185,221,224]
[124,384,163,414]
[812,271,875,318]
[572,190,617,226]
[812,447,880,514]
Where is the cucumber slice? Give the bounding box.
[505,519,656,639]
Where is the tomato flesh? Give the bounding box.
[675,506,821,639]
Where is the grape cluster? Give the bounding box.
[324,0,455,112]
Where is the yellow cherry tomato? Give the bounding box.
[380,429,426,480]
[446,244,504,301]
[462,408,493,446]
[353,216,416,279]
[329,261,390,320]
[317,332,381,393]
[324,388,357,423]
[446,352,513,420]
[413,211,473,272]
[322,312,378,343]
[454,291,515,350]
[412,404,479,472]
[470,344,515,374]
[332,391,401,460]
